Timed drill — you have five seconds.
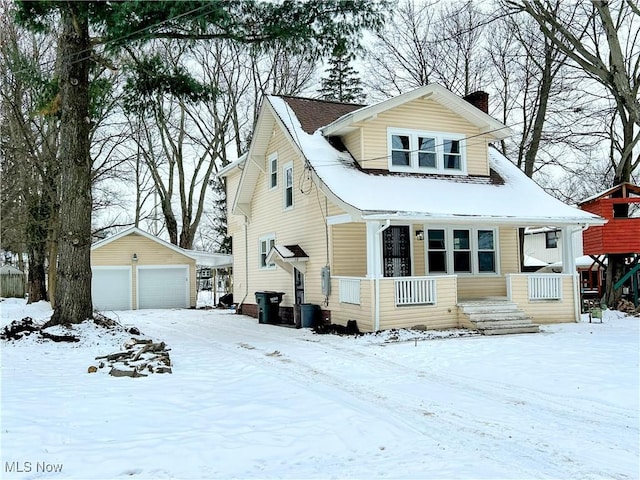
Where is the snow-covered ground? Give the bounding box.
[1,298,638,479]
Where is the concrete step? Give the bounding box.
[457,303,521,314]
[472,319,536,329]
[480,325,540,335]
[468,312,530,322]
[458,300,540,335]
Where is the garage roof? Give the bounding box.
[92,227,232,268]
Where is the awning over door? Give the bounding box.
[266,245,309,273]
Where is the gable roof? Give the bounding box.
[91,227,232,267]
[320,84,512,140]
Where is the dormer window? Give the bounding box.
[389,128,466,174]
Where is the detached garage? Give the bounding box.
[91,227,231,311]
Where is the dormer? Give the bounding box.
[321,84,511,177]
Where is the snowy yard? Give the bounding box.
[1,298,638,480]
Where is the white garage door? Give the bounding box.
[92,267,132,311]
[137,266,189,309]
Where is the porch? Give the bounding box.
[331,273,578,333]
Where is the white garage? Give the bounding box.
[90,227,232,311]
[137,266,189,309]
[92,266,132,311]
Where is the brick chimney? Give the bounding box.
[463,91,489,114]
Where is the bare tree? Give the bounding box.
[364,0,440,98]
[508,0,640,307]
[0,2,60,303]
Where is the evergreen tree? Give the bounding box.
[319,39,365,103]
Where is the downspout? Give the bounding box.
[374,220,391,331]
[239,217,249,311]
[570,224,590,322]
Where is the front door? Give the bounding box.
[382,226,412,277]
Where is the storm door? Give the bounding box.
[382,226,412,277]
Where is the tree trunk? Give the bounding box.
[605,253,627,308]
[27,247,47,303]
[48,6,93,325]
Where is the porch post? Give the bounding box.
[561,226,577,274]
[366,221,383,279]
[366,221,386,331]
[562,226,581,323]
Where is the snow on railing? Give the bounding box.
[338,277,361,305]
[395,277,436,306]
[528,274,563,300]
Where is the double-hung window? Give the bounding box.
[259,234,276,269]
[545,230,558,249]
[426,227,497,274]
[269,153,278,189]
[283,162,293,209]
[389,128,466,174]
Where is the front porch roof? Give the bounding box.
[268,96,606,228]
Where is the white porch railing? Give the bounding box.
[338,277,361,305]
[528,274,563,300]
[394,277,436,306]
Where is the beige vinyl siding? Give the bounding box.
[331,223,367,276]
[342,129,363,162]
[457,276,507,299]
[499,227,520,273]
[330,277,374,332]
[413,227,425,276]
[355,97,489,175]
[378,276,459,331]
[91,233,197,308]
[508,274,577,324]
[242,126,335,308]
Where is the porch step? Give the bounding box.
[458,301,539,336]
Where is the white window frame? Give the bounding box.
[269,153,278,190]
[388,128,467,175]
[283,162,293,210]
[425,226,499,275]
[259,234,276,269]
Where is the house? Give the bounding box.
[90,227,232,311]
[523,226,585,267]
[220,84,606,333]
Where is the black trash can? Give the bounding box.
[299,304,320,328]
[255,291,284,324]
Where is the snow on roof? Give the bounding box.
[268,96,606,226]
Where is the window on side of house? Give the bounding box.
[259,234,276,269]
[269,153,278,189]
[283,162,293,209]
[388,128,466,174]
[545,230,558,249]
